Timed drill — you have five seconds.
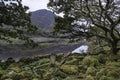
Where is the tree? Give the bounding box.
[48,0,120,55]
[0,0,37,44]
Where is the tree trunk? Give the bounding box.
[111,42,118,55]
[50,53,56,67]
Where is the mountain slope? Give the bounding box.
[31,9,55,31]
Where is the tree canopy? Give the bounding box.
[0,0,37,44]
[48,0,120,54]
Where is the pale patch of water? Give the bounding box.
[72,45,88,53]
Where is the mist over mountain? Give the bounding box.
[31,9,55,31]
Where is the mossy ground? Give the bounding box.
[0,53,120,80]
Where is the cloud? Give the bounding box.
[22,0,49,11]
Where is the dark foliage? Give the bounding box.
[48,0,120,54]
[0,0,37,44]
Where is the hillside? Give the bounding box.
[31,9,55,31]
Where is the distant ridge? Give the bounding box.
[31,9,55,31]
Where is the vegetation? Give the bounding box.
[0,0,37,44]
[0,0,120,80]
[48,0,120,55]
[0,53,120,80]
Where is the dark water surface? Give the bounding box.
[0,44,82,60]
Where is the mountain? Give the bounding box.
[31,9,55,31]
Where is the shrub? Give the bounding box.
[56,70,67,78]
[9,67,21,73]
[108,54,120,61]
[107,69,120,78]
[32,78,39,80]
[56,53,64,62]
[99,76,113,80]
[32,55,49,61]
[20,71,34,78]
[65,58,79,65]
[0,70,5,79]
[19,57,34,64]
[34,69,45,78]
[1,74,10,80]
[98,68,108,76]
[0,62,8,69]
[97,67,120,80]
[60,65,78,75]
[86,66,96,76]
[96,72,103,80]
[3,78,12,80]
[43,71,51,80]
[85,75,94,80]
[6,57,15,65]
[98,54,107,64]
[64,76,78,80]
[82,56,99,67]
[11,73,24,80]
[11,71,34,80]
[78,73,85,78]
[106,62,120,67]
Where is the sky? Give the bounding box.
[22,0,49,12]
